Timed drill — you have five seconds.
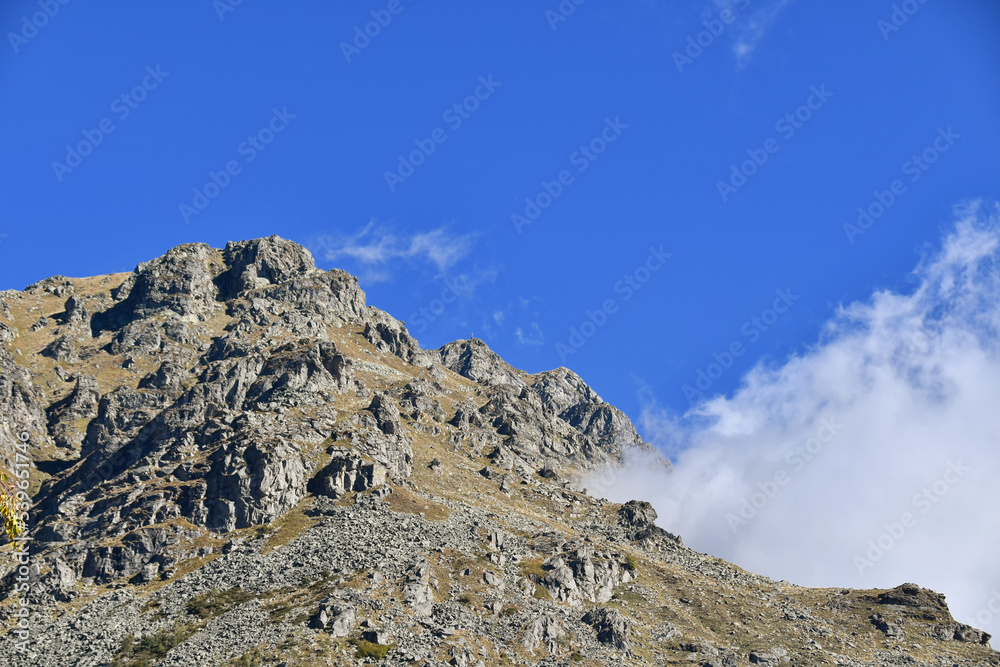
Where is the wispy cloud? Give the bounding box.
[712,0,796,67]
[588,201,1000,641]
[485,296,547,348]
[515,322,545,347]
[312,221,473,281]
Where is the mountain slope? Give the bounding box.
[0,236,995,666]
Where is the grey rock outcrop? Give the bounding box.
[310,598,356,637]
[540,544,633,606]
[403,556,435,617]
[436,338,525,389]
[91,243,221,332]
[310,447,387,499]
[46,374,100,451]
[214,236,321,300]
[582,607,631,651]
[521,614,564,652]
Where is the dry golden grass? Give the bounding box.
[262,497,320,555]
[384,486,450,521]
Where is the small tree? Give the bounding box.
[0,472,25,540]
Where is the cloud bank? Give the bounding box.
[589,201,1000,641]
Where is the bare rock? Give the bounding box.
[214,235,320,300]
[521,614,564,652]
[310,598,356,637]
[436,339,525,388]
[870,613,903,637]
[582,607,631,651]
[403,556,435,617]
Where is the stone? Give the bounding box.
[521,614,564,652]
[582,607,631,651]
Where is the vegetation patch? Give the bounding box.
[623,553,638,572]
[384,487,450,521]
[186,587,254,619]
[519,558,547,581]
[111,622,197,667]
[349,638,393,660]
[262,498,320,554]
[226,648,266,666]
[613,590,647,605]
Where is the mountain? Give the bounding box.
[0,236,995,666]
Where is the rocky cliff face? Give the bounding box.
[0,236,995,666]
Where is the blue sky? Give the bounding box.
[5,0,1000,637]
[2,0,998,421]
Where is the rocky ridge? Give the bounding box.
[0,236,994,666]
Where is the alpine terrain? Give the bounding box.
[0,236,995,666]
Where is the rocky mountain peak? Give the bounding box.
[435,338,527,389]
[215,235,322,301]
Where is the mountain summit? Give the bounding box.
[0,236,994,666]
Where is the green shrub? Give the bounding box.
[349,639,392,660]
[519,558,547,581]
[623,553,638,572]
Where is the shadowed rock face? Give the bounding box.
[0,237,994,667]
[90,243,223,332]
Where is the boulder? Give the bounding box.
[582,607,631,651]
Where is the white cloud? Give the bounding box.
[515,322,545,347]
[313,221,473,280]
[588,201,1000,642]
